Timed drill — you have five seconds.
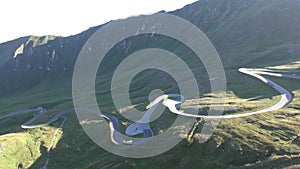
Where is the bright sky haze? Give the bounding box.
[0,0,198,43]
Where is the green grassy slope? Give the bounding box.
[0,64,299,168]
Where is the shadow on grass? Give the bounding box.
[28,143,48,169]
[227,67,300,101]
[0,113,38,136]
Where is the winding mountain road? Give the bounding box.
[0,105,158,168]
[148,68,300,119]
[0,68,299,168]
[0,107,155,144]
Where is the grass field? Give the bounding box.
[0,65,299,168]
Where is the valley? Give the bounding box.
[1,0,300,168]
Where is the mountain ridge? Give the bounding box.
[0,0,300,95]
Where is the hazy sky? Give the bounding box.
[0,0,198,43]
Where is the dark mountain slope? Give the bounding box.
[0,26,100,94]
[0,0,300,95]
[172,0,300,67]
[0,37,28,64]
